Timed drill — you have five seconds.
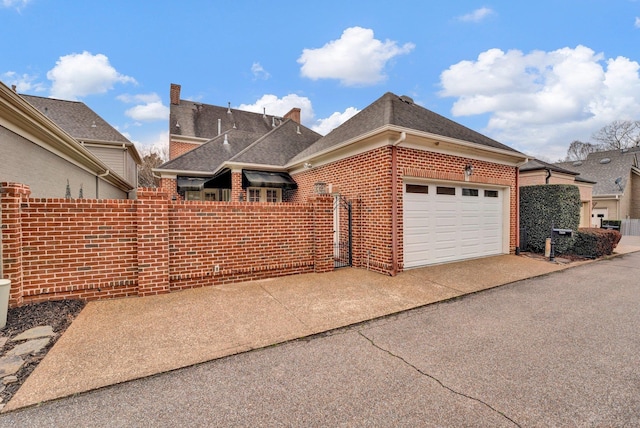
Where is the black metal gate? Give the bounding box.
[333,196,352,268]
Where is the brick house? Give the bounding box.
[519,159,595,227]
[158,86,528,274]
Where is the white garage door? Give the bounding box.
[403,182,504,268]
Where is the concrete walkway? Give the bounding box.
[5,237,640,412]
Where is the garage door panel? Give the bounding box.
[404,181,504,268]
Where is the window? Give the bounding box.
[406,184,428,194]
[247,187,282,203]
[436,186,456,195]
[484,190,499,198]
[248,188,261,202]
[462,188,479,197]
[185,189,231,202]
[266,189,278,203]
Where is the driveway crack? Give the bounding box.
[357,330,521,427]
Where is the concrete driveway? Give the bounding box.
[1,250,639,426]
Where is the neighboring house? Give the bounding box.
[557,147,640,226]
[160,83,319,202]
[157,86,528,273]
[0,81,136,199]
[21,93,140,196]
[519,158,595,227]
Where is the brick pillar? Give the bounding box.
[312,195,334,273]
[137,188,170,297]
[1,182,30,306]
[159,177,180,201]
[231,171,245,202]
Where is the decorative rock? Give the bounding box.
[2,376,17,385]
[11,326,55,342]
[0,355,24,377]
[6,338,50,357]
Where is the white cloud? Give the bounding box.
[118,93,169,122]
[1,71,46,93]
[47,51,136,100]
[458,7,495,23]
[2,0,30,10]
[124,102,169,122]
[312,107,360,135]
[439,45,640,160]
[251,62,270,80]
[298,27,415,86]
[237,93,315,124]
[635,17,640,28]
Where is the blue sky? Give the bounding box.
[2,0,640,162]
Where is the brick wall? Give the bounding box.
[1,182,333,307]
[169,141,200,160]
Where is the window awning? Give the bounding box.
[242,170,298,190]
[177,177,210,191]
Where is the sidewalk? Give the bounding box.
[5,237,640,411]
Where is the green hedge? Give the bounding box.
[520,184,581,254]
[571,228,621,258]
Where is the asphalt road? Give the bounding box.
[1,252,639,427]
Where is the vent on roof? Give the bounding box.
[572,161,583,166]
[600,158,611,164]
[622,148,629,153]
[399,95,414,104]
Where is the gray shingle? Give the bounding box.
[556,147,640,195]
[160,129,264,172]
[171,100,277,140]
[21,95,130,143]
[291,92,521,163]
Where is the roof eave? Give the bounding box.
[287,125,528,169]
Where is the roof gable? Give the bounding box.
[291,92,520,162]
[230,120,321,166]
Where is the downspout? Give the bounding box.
[96,169,110,198]
[545,168,551,184]
[391,132,406,276]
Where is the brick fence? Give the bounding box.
[1,182,333,307]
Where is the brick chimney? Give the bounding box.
[283,107,301,124]
[170,83,181,105]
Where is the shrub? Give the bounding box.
[520,184,581,254]
[570,228,621,258]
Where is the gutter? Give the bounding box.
[391,132,406,276]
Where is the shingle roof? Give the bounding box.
[291,92,521,163]
[171,100,278,140]
[520,158,580,175]
[159,129,265,172]
[231,120,321,166]
[160,119,321,173]
[556,147,640,195]
[21,94,130,143]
